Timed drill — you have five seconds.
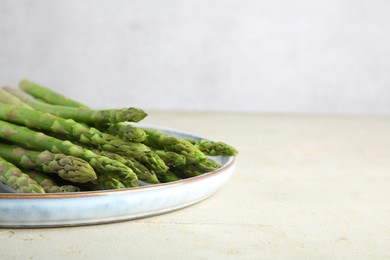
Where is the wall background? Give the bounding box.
[0,0,389,114]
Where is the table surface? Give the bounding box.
[1,111,389,259]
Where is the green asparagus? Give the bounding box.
[0,120,138,186]
[85,172,126,190]
[0,88,32,108]
[17,81,149,145]
[19,79,88,107]
[26,170,80,192]
[5,87,147,124]
[158,170,181,183]
[1,79,238,188]
[0,156,45,193]
[154,150,186,167]
[193,139,238,156]
[174,158,221,178]
[0,143,96,183]
[0,103,168,175]
[17,82,147,142]
[14,83,152,154]
[143,129,206,164]
[96,123,147,142]
[92,149,159,184]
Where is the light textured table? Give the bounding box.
[1,112,389,259]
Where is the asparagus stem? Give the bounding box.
[16,82,148,142]
[0,120,138,186]
[85,172,126,190]
[19,79,88,108]
[143,129,206,164]
[0,103,168,175]
[153,150,186,167]
[0,88,32,108]
[174,158,221,178]
[92,149,159,184]
[0,156,45,193]
[158,170,181,183]
[26,170,80,193]
[194,139,238,156]
[5,87,148,124]
[0,143,96,183]
[96,123,147,142]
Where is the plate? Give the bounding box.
[0,126,236,227]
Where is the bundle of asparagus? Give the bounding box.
[0,80,238,193]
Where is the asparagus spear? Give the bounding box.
[0,88,32,108]
[0,143,96,183]
[8,85,163,172]
[85,172,126,190]
[98,150,176,184]
[0,104,168,174]
[14,80,146,142]
[92,149,159,184]
[26,170,80,193]
[158,170,181,183]
[192,139,238,156]
[0,120,138,186]
[17,81,148,144]
[5,87,148,124]
[154,150,186,167]
[96,123,147,142]
[17,82,147,143]
[0,156,45,193]
[174,158,221,178]
[143,129,207,164]
[19,79,88,107]
[196,157,221,171]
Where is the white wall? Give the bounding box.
[1,0,389,114]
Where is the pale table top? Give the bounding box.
[1,111,389,259]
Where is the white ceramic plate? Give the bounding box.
[0,126,236,227]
